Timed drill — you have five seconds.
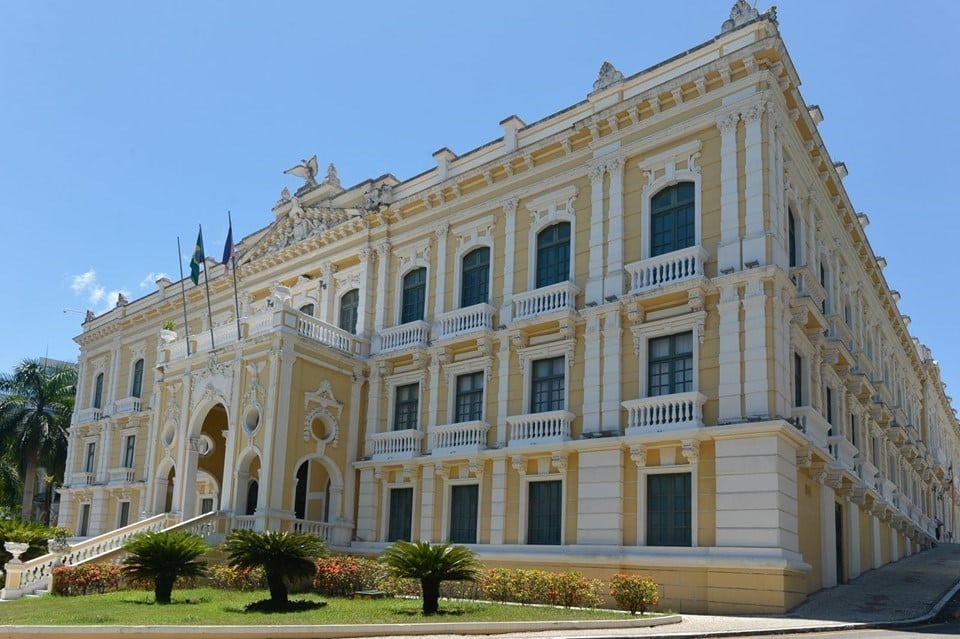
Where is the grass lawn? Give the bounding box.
[0,588,636,626]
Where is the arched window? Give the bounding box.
[788,208,798,267]
[299,303,315,317]
[245,480,259,516]
[535,222,570,288]
[131,359,144,399]
[93,373,104,410]
[460,247,490,307]
[650,182,695,257]
[339,289,359,334]
[400,268,427,324]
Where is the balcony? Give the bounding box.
[826,315,856,355]
[622,391,706,435]
[436,304,495,340]
[70,472,95,486]
[75,408,103,424]
[377,321,430,353]
[296,314,359,355]
[369,429,423,460]
[113,397,142,415]
[827,435,859,474]
[429,421,490,456]
[789,265,827,308]
[790,406,831,450]
[507,410,573,447]
[625,246,708,294]
[107,467,135,484]
[512,281,579,322]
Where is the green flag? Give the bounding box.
[189,228,204,285]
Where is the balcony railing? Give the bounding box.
[75,408,103,424]
[507,410,573,447]
[827,435,859,473]
[436,304,495,340]
[789,265,827,309]
[430,421,490,455]
[107,467,135,484]
[296,314,356,354]
[858,460,882,492]
[622,391,706,435]
[378,321,430,353]
[113,397,142,415]
[625,246,708,294]
[826,315,855,353]
[512,281,579,322]
[790,406,831,450]
[369,429,423,460]
[70,472,94,486]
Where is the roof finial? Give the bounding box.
[721,0,760,33]
[592,61,624,94]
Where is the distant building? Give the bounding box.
[59,2,960,613]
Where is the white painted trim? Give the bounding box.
[518,339,576,412]
[517,472,566,546]
[638,143,702,261]
[632,310,705,398]
[637,462,699,547]
[525,185,579,290]
[452,240,494,309]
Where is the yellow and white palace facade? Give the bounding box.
[60,3,960,614]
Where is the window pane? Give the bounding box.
[455,372,484,423]
[527,480,561,545]
[401,268,427,323]
[531,356,565,413]
[650,183,695,257]
[388,487,413,542]
[299,303,315,317]
[536,223,570,288]
[461,247,490,307]
[93,374,104,410]
[648,332,694,396]
[393,383,419,431]
[339,289,360,334]
[449,484,479,544]
[647,473,691,546]
[131,360,144,399]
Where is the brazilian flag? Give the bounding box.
[189,228,204,285]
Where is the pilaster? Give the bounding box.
[742,278,769,418]
[600,309,621,430]
[581,311,602,434]
[420,464,436,541]
[717,283,743,421]
[716,111,741,271]
[604,157,625,299]
[433,224,449,318]
[576,448,623,544]
[742,99,766,267]
[586,163,605,304]
[489,458,506,545]
[500,198,518,323]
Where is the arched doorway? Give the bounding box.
[234,449,261,518]
[164,466,175,513]
[181,402,229,518]
[291,457,340,524]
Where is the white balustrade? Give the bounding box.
[430,421,490,455]
[244,310,275,337]
[436,304,495,339]
[625,246,708,294]
[113,397,142,415]
[791,406,832,450]
[70,472,94,486]
[789,265,827,308]
[507,410,573,447]
[378,321,430,353]
[107,467,135,484]
[858,460,882,492]
[827,315,855,352]
[828,435,859,472]
[75,408,102,424]
[512,281,579,321]
[296,314,355,353]
[622,392,706,435]
[231,515,257,531]
[369,429,423,460]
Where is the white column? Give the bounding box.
[820,482,838,587]
[419,465,436,541]
[255,345,283,520]
[495,337,511,446]
[872,514,883,568]
[96,423,112,484]
[433,224,449,319]
[373,242,391,344]
[772,285,792,419]
[742,100,766,267]
[105,339,122,409]
[320,261,335,324]
[600,310,621,430]
[577,448,623,544]
[890,527,900,561]
[582,313,602,435]
[489,458,506,545]
[500,198,518,323]
[427,353,443,431]
[342,372,364,526]
[89,490,108,535]
[846,501,861,579]
[220,351,244,512]
[604,157,625,299]
[717,283,743,421]
[716,111,741,271]
[742,278,769,418]
[365,364,384,449]
[356,468,376,542]
[586,163,605,304]
[356,247,373,339]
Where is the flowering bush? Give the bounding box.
[609,573,660,614]
[51,564,123,596]
[209,563,267,591]
[546,571,603,608]
[313,555,381,597]
[478,568,602,608]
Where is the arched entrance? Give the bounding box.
[234,448,262,519]
[291,456,342,525]
[179,402,229,519]
[153,458,177,514]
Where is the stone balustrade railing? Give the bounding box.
[626,245,708,294]
[369,429,423,460]
[512,281,579,321]
[791,406,831,450]
[107,467,135,484]
[507,410,573,447]
[377,321,430,353]
[436,303,495,339]
[113,397,143,415]
[622,392,706,435]
[430,421,490,455]
[74,407,102,424]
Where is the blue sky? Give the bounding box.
[1,1,958,409]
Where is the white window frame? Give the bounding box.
[444,356,493,425]
[631,311,705,399]
[518,471,566,546]
[518,339,575,413]
[638,140,702,261]
[380,479,418,542]
[83,439,97,474]
[127,353,146,399]
[117,499,131,528]
[385,370,427,432]
[440,476,482,544]
[393,253,430,326]
[121,428,137,468]
[637,461,698,547]
[525,185,578,290]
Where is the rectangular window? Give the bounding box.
[455,372,484,423]
[131,359,144,399]
[794,352,803,407]
[200,497,215,514]
[401,268,427,324]
[646,473,692,546]
[460,247,490,307]
[850,414,858,448]
[449,484,479,544]
[122,435,136,468]
[648,332,694,397]
[527,480,561,545]
[84,442,96,473]
[118,501,130,528]
[530,357,565,413]
[93,373,104,410]
[79,503,91,537]
[650,183,695,257]
[393,383,419,431]
[825,387,834,434]
[387,487,413,542]
[338,289,360,335]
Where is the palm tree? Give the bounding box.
[121,530,209,604]
[222,529,327,610]
[0,360,76,521]
[379,541,482,615]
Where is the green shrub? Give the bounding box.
[51,564,123,596]
[609,573,660,614]
[121,530,209,604]
[478,568,603,608]
[209,563,267,591]
[545,571,603,608]
[0,520,58,565]
[378,541,482,615]
[313,555,380,597]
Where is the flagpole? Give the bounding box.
[176,236,192,356]
[228,211,242,342]
[199,224,216,351]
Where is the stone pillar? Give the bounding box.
[365,364,384,451]
[420,465,437,542]
[890,527,900,561]
[356,468,376,542]
[433,224,449,319]
[495,338,511,446]
[604,157,625,299]
[373,242,391,347]
[577,448,623,544]
[717,283,742,421]
[500,198,519,323]
[716,111,741,271]
[96,423,112,484]
[715,435,799,551]
[105,339,122,409]
[581,312,602,435]
[600,310,621,431]
[427,352,444,431]
[586,163,605,304]
[772,285,792,418]
[742,100,766,267]
[489,458,506,545]
[846,499,861,579]
[871,514,883,568]
[356,247,373,339]
[320,261,335,325]
[342,370,364,528]
[742,278,769,418]
[820,482,838,587]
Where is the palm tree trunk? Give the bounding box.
[21,450,38,521]
[266,568,289,608]
[155,573,175,604]
[421,578,440,615]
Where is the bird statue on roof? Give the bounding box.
[283,155,319,188]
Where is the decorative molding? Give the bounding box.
[681,440,700,464]
[302,380,344,450]
[592,61,624,93]
[630,445,647,468]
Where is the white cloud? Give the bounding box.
[70,270,96,294]
[69,269,130,312]
[139,272,170,289]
